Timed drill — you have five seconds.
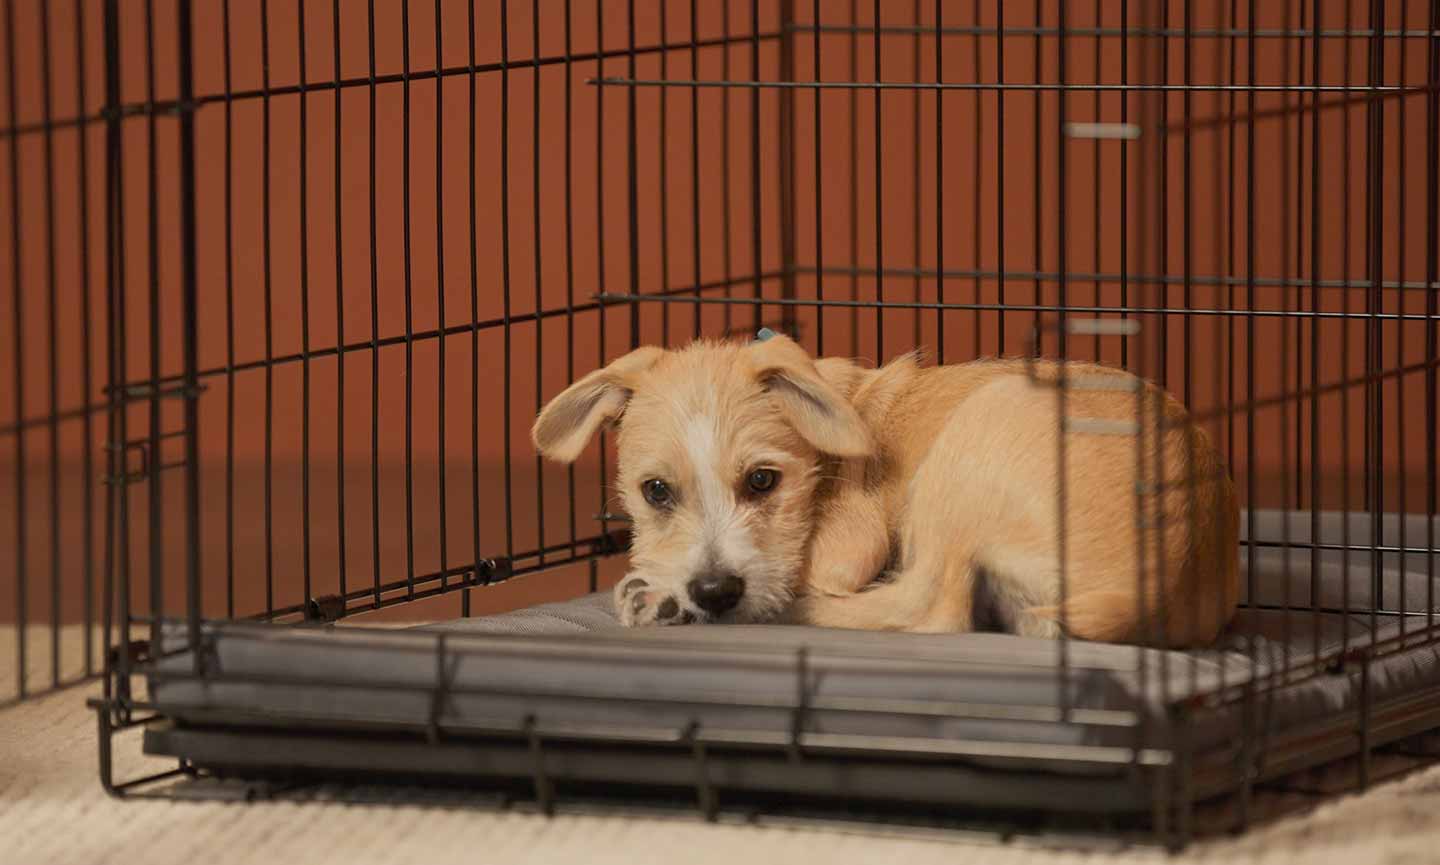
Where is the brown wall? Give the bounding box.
[2,2,1437,641]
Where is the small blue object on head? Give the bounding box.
[755,327,778,343]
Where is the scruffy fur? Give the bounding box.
[532,336,1241,647]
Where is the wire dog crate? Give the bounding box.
[2,0,1438,849]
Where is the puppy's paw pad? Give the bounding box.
[618,577,649,599]
[615,582,690,627]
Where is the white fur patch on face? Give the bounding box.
[682,415,753,575]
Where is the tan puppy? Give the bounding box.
[532,335,1240,647]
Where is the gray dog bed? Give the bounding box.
[144,510,1440,817]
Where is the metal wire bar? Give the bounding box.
[595,288,1440,323]
[437,0,450,590]
[333,0,347,603]
[5,0,28,701]
[592,76,1430,94]
[792,23,1440,41]
[0,33,786,142]
[223,0,236,621]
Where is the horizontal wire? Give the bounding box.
[1182,359,1440,427]
[793,23,1440,41]
[40,273,782,416]
[251,533,623,622]
[6,276,1430,441]
[5,258,1432,440]
[1246,538,1440,557]
[1,401,111,438]
[598,290,1440,322]
[798,264,1440,295]
[0,31,782,141]
[591,77,1429,95]
[1164,87,1436,133]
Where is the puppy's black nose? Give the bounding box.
[687,573,745,615]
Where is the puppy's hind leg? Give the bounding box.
[797,554,976,632]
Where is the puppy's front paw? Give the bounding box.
[614,577,695,627]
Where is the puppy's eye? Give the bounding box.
[746,468,779,495]
[641,478,674,508]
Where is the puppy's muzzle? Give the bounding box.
[688,573,745,616]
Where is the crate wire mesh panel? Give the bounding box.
[1,0,1438,848]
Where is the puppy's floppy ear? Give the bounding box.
[747,334,871,458]
[532,345,664,463]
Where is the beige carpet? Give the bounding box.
[4,625,1440,865]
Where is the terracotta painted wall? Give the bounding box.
[2,1,1436,635]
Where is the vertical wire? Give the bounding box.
[690,0,702,340]
[1341,0,1354,652]
[437,0,449,588]
[502,0,515,561]
[1032,0,1045,357]
[1394,0,1409,633]
[723,0,735,337]
[1178,0,1199,788]
[1278,0,1297,682]
[1120,0,1129,370]
[532,0,544,565]
[1309,0,1322,661]
[1292,0,1308,627]
[101,0,128,706]
[848,0,857,356]
[933,0,942,364]
[144,0,162,645]
[595,0,608,550]
[1144,3,1171,831]
[971,0,981,361]
[872,0,882,359]
[1092,0,1102,363]
[658,0,670,345]
[176,0,201,662]
[909,0,920,351]
[1240,0,1259,824]
[627,0,640,347]
[333,0,346,601]
[39,0,63,684]
[1121,0,1148,774]
[751,0,764,332]
[75,0,97,670]
[299,0,312,606]
[1212,0,1232,710]
[1181,0,1201,697]
[1243,6,1258,607]
[814,0,823,353]
[368,0,381,607]
[1156,1,1168,387]
[1426,0,1439,639]
[1366,0,1384,645]
[222,0,235,619]
[262,0,275,616]
[565,0,578,558]
[995,0,1005,356]
[781,4,798,340]
[402,0,416,598]
[1055,0,1071,721]
[1226,0,1237,489]
[466,0,478,612]
[5,0,28,698]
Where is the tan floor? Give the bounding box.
[4,625,1440,865]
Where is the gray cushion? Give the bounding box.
[147,509,1439,787]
